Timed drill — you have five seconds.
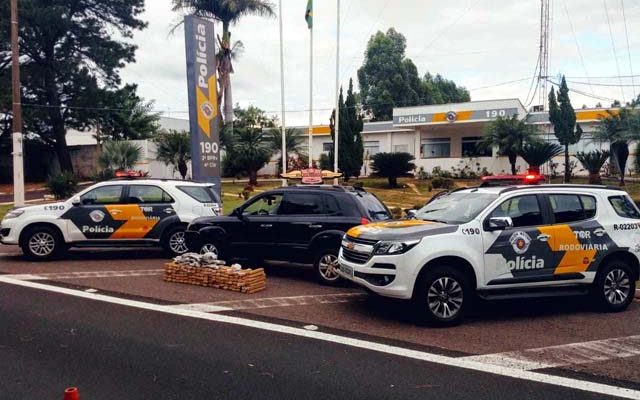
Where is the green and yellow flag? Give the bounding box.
[305,0,313,29]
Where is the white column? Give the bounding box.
[279,0,287,186]
[308,7,314,168]
[333,0,340,184]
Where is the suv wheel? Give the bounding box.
[21,225,65,261]
[414,265,470,326]
[314,249,342,286]
[162,226,189,257]
[593,259,635,312]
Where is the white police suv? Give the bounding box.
[338,185,640,325]
[0,179,221,260]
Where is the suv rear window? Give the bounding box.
[352,192,390,221]
[549,194,596,223]
[609,196,640,219]
[177,186,221,204]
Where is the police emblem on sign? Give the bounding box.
[89,210,105,223]
[201,101,215,120]
[509,231,531,255]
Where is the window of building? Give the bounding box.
[322,142,333,152]
[393,144,409,153]
[421,138,451,158]
[364,141,380,157]
[461,136,491,157]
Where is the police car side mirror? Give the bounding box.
[72,196,81,206]
[487,217,513,231]
[406,209,417,219]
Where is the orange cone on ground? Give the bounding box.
[63,387,79,400]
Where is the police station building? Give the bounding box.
[298,98,620,177]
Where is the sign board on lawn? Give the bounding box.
[184,15,220,196]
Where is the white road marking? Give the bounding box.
[170,293,366,313]
[464,335,640,371]
[3,269,163,281]
[0,276,639,400]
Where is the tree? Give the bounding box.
[153,130,192,179]
[479,115,538,175]
[593,109,640,185]
[0,0,147,173]
[98,141,142,172]
[94,85,161,143]
[329,79,364,180]
[576,150,610,184]
[548,77,582,182]
[357,28,469,121]
[266,127,305,175]
[171,0,275,123]
[370,152,416,188]
[518,141,563,173]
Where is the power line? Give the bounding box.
[524,52,541,107]
[621,0,636,98]
[562,0,594,95]
[469,77,533,91]
[565,80,640,87]
[603,0,626,100]
[547,78,617,102]
[566,74,640,79]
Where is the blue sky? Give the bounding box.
[119,0,640,125]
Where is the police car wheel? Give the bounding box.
[21,226,64,261]
[594,260,635,312]
[314,249,342,286]
[162,226,189,257]
[414,265,470,326]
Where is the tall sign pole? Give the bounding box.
[184,15,221,197]
[11,0,25,207]
[279,0,287,187]
[333,0,340,184]
[306,0,314,167]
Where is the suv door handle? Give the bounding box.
[537,234,551,242]
[109,209,122,215]
[163,208,174,214]
[309,224,323,229]
[260,224,273,228]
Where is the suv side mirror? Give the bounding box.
[406,209,417,219]
[487,216,513,231]
[72,196,81,206]
[231,207,245,219]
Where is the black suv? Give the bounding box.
[185,185,391,284]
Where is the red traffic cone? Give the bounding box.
[63,387,79,400]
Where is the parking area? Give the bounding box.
[2,244,639,389]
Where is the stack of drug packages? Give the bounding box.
[164,253,266,294]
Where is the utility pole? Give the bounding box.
[538,0,550,110]
[333,0,340,185]
[11,0,25,207]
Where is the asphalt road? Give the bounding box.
[0,282,626,400]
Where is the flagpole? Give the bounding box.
[279,0,287,186]
[308,1,313,168]
[333,0,340,184]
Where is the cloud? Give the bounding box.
[120,0,640,126]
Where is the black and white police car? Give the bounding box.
[339,184,640,325]
[0,178,222,260]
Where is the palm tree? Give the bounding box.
[231,127,271,185]
[171,0,275,123]
[518,141,563,174]
[98,141,142,172]
[479,115,539,175]
[153,130,192,179]
[593,109,638,186]
[267,127,306,174]
[576,150,610,184]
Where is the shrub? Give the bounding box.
[370,152,416,188]
[431,177,455,190]
[46,172,78,200]
[98,141,142,171]
[518,141,563,171]
[318,153,332,171]
[576,150,610,184]
[431,166,451,178]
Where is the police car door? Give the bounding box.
[482,194,557,286]
[63,184,125,241]
[114,185,177,240]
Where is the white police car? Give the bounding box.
[0,179,221,260]
[339,185,640,325]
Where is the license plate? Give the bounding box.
[340,263,354,278]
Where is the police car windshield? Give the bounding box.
[416,192,497,224]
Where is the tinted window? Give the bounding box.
[324,195,341,215]
[242,194,283,216]
[81,185,123,205]
[581,195,597,219]
[490,195,543,227]
[352,192,390,221]
[279,193,323,215]
[178,186,221,203]
[609,196,640,219]
[549,194,592,223]
[128,185,173,203]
